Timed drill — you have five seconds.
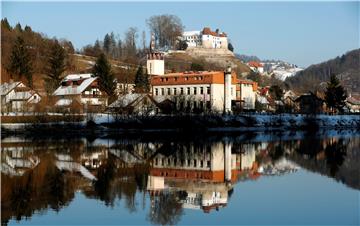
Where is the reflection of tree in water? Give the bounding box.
[1,154,76,225]
[324,139,347,177]
[148,191,183,226]
[93,154,149,212]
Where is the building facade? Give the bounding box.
[182,27,228,49]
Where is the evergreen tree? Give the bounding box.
[325,74,347,113]
[8,36,33,87]
[92,53,115,96]
[93,39,102,56]
[1,18,12,30]
[45,40,66,93]
[134,66,149,93]
[103,33,111,55]
[14,23,22,32]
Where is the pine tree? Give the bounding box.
[134,66,149,93]
[93,39,102,57]
[325,74,347,113]
[45,40,66,93]
[8,36,33,87]
[92,53,115,96]
[1,18,12,30]
[103,33,111,55]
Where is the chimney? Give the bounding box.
[224,66,232,113]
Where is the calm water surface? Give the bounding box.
[1,131,359,225]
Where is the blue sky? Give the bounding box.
[1,1,359,67]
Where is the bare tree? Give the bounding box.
[124,27,138,60]
[146,14,184,50]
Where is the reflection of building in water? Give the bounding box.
[1,149,40,176]
[149,142,237,183]
[81,150,108,169]
[147,142,258,213]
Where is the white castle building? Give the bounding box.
[182,27,228,49]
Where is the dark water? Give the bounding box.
[1,130,359,225]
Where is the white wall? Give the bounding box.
[147,59,164,76]
[240,84,256,110]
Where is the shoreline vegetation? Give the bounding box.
[1,113,359,135]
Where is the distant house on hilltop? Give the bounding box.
[181,27,228,49]
[52,74,108,113]
[0,81,41,113]
[247,61,264,74]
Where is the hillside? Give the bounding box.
[165,48,251,78]
[286,49,360,94]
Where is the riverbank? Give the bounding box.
[1,113,359,135]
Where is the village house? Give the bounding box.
[295,92,324,114]
[147,52,257,113]
[345,95,360,113]
[247,61,264,74]
[107,93,160,115]
[52,74,108,113]
[181,27,228,49]
[0,81,41,113]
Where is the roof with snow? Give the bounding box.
[53,75,97,96]
[108,94,147,108]
[0,82,22,96]
[63,73,93,81]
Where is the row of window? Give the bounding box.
[154,86,211,96]
[154,157,211,168]
[160,76,204,82]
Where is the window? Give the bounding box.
[165,78,168,82]
[207,87,211,94]
[161,78,164,82]
[207,161,211,168]
[193,87,197,95]
[200,160,203,168]
[155,88,158,96]
[173,88,177,95]
[187,159,191,167]
[194,77,197,80]
[198,76,203,80]
[180,88,184,95]
[187,87,191,95]
[185,77,189,81]
[167,88,171,95]
[174,77,178,81]
[194,159,197,167]
[161,88,165,95]
[206,101,211,109]
[200,87,204,94]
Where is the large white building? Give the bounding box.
[182,27,228,49]
[148,52,257,112]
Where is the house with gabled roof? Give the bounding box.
[0,81,41,112]
[52,73,108,113]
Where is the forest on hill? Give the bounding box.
[286,49,360,94]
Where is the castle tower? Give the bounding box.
[147,33,164,76]
[147,52,164,76]
[224,66,232,113]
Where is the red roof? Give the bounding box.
[248,61,263,68]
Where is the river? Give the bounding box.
[1,130,359,225]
